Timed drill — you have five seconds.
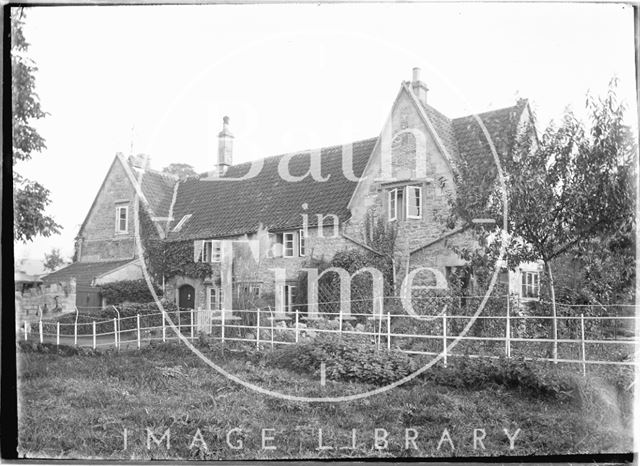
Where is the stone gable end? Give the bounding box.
[77,158,137,262]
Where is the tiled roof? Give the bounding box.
[41,259,134,287]
[159,100,525,242]
[452,100,528,165]
[139,170,178,218]
[167,138,377,241]
[421,102,461,161]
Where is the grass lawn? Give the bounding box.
[16,340,633,460]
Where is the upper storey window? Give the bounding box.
[387,185,422,221]
[115,205,129,234]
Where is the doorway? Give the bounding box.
[178,284,195,309]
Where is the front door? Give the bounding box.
[178,284,195,309]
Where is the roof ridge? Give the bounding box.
[143,168,179,181]
[451,102,524,122]
[422,102,452,122]
[196,136,379,179]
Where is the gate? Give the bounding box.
[195,308,214,334]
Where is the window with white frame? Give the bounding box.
[115,205,129,234]
[283,232,295,258]
[388,188,398,221]
[278,284,296,314]
[298,229,306,257]
[250,284,261,298]
[521,271,540,299]
[207,286,223,310]
[388,185,424,221]
[201,240,222,262]
[406,186,422,219]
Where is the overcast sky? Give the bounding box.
[14,3,637,263]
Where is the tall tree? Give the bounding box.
[451,81,636,360]
[43,247,65,272]
[162,163,197,179]
[12,8,60,242]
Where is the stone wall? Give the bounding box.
[344,87,477,285]
[15,279,77,324]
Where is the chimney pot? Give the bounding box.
[217,115,234,176]
[410,67,428,106]
[412,67,421,83]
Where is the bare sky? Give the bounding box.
[14,3,637,263]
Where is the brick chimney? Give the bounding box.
[128,153,151,171]
[411,67,429,107]
[217,116,233,176]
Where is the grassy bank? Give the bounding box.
[16,339,633,460]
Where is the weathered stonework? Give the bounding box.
[76,158,137,263]
[15,280,77,324]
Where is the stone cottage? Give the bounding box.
[41,68,542,315]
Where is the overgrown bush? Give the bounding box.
[421,356,634,412]
[99,279,163,305]
[40,301,186,336]
[268,333,417,386]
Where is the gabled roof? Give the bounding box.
[139,169,178,218]
[41,259,134,287]
[421,102,461,161]
[151,98,526,243]
[451,100,529,165]
[166,138,377,241]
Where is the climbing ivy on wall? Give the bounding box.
[138,208,212,281]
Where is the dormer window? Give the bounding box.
[172,214,192,232]
[283,232,295,258]
[299,229,306,256]
[195,240,222,263]
[115,205,128,234]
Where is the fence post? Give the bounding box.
[505,294,511,358]
[190,309,195,340]
[442,311,447,368]
[386,312,391,351]
[295,310,299,343]
[581,313,586,377]
[162,312,166,343]
[74,319,78,346]
[256,309,260,348]
[113,318,118,349]
[177,307,181,337]
[92,321,96,350]
[221,308,225,344]
[270,309,274,350]
[136,314,141,349]
[24,321,28,341]
[39,319,43,343]
[56,322,60,346]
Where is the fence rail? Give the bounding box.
[20,303,638,374]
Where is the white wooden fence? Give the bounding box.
[21,303,637,375]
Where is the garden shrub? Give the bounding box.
[99,279,163,305]
[268,333,417,386]
[421,355,634,413]
[39,301,184,336]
